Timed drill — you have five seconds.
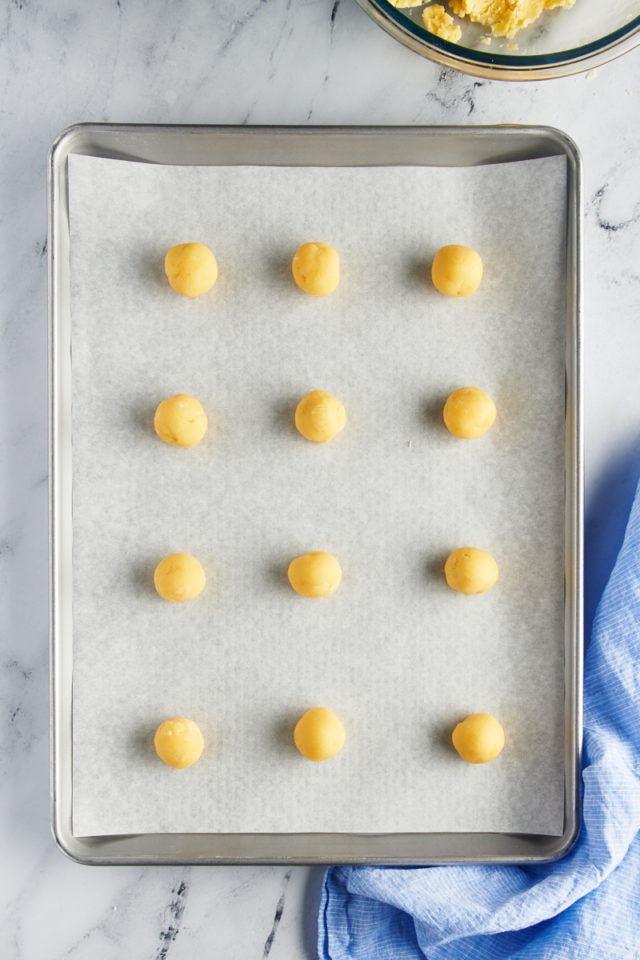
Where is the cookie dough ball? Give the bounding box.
[444,547,498,595]
[295,389,346,444]
[294,707,345,761]
[154,394,208,448]
[164,242,218,297]
[154,552,206,602]
[154,717,204,768]
[452,713,505,764]
[443,387,496,439]
[431,244,483,297]
[288,551,342,598]
[292,242,340,296]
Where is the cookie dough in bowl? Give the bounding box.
[422,4,461,42]
[358,0,635,79]
[449,0,575,40]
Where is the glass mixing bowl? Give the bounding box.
[355,0,640,79]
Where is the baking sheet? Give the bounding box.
[67,151,568,838]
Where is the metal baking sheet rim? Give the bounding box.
[48,123,583,866]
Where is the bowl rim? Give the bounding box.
[357,0,640,79]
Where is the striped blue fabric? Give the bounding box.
[319,479,640,960]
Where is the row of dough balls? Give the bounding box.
[164,241,484,299]
[153,710,505,768]
[153,547,499,601]
[154,385,497,448]
[157,246,498,770]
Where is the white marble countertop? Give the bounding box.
[2,2,640,957]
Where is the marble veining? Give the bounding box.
[426,69,487,114]
[592,181,640,236]
[1,0,640,956]
[156,878,189,960]
[262,869,293,957]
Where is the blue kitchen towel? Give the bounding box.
[319,478,640,959]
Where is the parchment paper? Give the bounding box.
[68,152,568,837]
